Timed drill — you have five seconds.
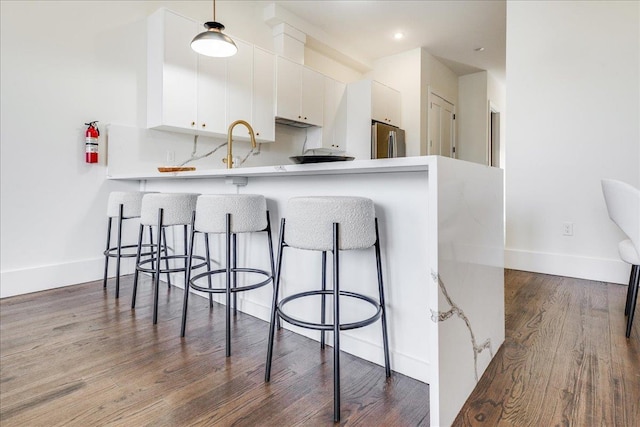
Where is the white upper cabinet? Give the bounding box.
[252,47,276,142]
[321,76,347,151]
[146,8,276,142]
[147,9,199,132]
[371,81,401,126]
[276,56,324,126]
[226,39,253,138]
[196,54,227,135]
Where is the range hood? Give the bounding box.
[275,117,317,128]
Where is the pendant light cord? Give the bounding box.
[213,0,216,22]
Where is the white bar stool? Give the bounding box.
[103,191,160,298]
[264,196,391,422]
[181,194,275,357]
[132,192,205,324]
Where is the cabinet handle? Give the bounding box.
[256,132,260,136]
[298,115,302,119]
[202,123,206,128]
[304,117,307,120]
[191,121,195,126]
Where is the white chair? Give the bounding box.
[601,179,640,338]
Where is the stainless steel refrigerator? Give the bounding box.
[371,121,406,159]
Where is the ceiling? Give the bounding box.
[272,0,506,81]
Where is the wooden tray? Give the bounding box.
[157,166,196,173]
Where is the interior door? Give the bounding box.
[429,93,455,157]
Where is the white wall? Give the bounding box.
[457,70,506,165]
[505,0,640,284]
[458,72,488,164]
[421,50,460,156]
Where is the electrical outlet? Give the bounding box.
[562,222,574,236]
[166,150,175,163]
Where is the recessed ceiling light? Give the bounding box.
[393,32,405,40]
[474,47,485,52]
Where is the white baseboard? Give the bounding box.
[505,248,631,285]
[0,256,137,299]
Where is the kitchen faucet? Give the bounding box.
[224,120,256,169]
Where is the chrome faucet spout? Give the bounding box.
[225,120,257,169]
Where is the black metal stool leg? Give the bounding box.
[103,217,112,289]
[148,227,156,282]
[182,224,188,288]
[152,209,164,325]
[332,222,341,423]
[162,227,172,288]
[131,224,145,309]
[181,211,197,337]
[626,266,639,338]
[204,233,213,308]
[265,212,279,330]
[115,204,124,299]
[321,251,327,349]
[225,213,232,357]
[625,265,638,316]
[265,218,286,382]
[233,233,238,315]
[375,218,391,377]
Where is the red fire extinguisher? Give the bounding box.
[85,121,99,163]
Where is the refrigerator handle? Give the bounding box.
[388,131,396,158]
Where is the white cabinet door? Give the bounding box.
[301,67,324,126]
[227,39,253,138]
[197,55,227,135]
[148,9,198,131]
[252,47,275,142]
[276,56,324,127]
[276,56,302,122]
[371,81,401,126]
[321,77,346,150]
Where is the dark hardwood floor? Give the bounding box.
[454,270,640,426]
[1,270,638,426]
[0,274,428,426]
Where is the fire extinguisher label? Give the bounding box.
[86,138,98,153]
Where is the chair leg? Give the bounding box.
[204,233,213,308]
[152,209,164,325]
[225,213,232,357]
[115,204,124,299]
[181,211,197,337]
[332,222,341,423]
[103,217,113,289]
[131,224,145,309]
[625,265,638,316]
[321,251,327,349]
[162,227,172,288]
[265,212,280,330]
[626,265,639,338]
[233,233,238,315]
[375,218,391,377]
[265,218,286,382]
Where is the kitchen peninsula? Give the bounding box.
[108,153,504,427]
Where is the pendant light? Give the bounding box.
[191,0,238,57]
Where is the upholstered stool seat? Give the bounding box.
[131,192,206,324]
[103,191,159,298]
[265,196,391,422]
[180,194,275,357]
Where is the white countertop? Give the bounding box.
[107,156,432,180]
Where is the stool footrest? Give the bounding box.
[136,254,207,274]
[104,243,169,258]
[189,268,273,294]
[277,289,383,331]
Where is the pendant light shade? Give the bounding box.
[191,0,237,57]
